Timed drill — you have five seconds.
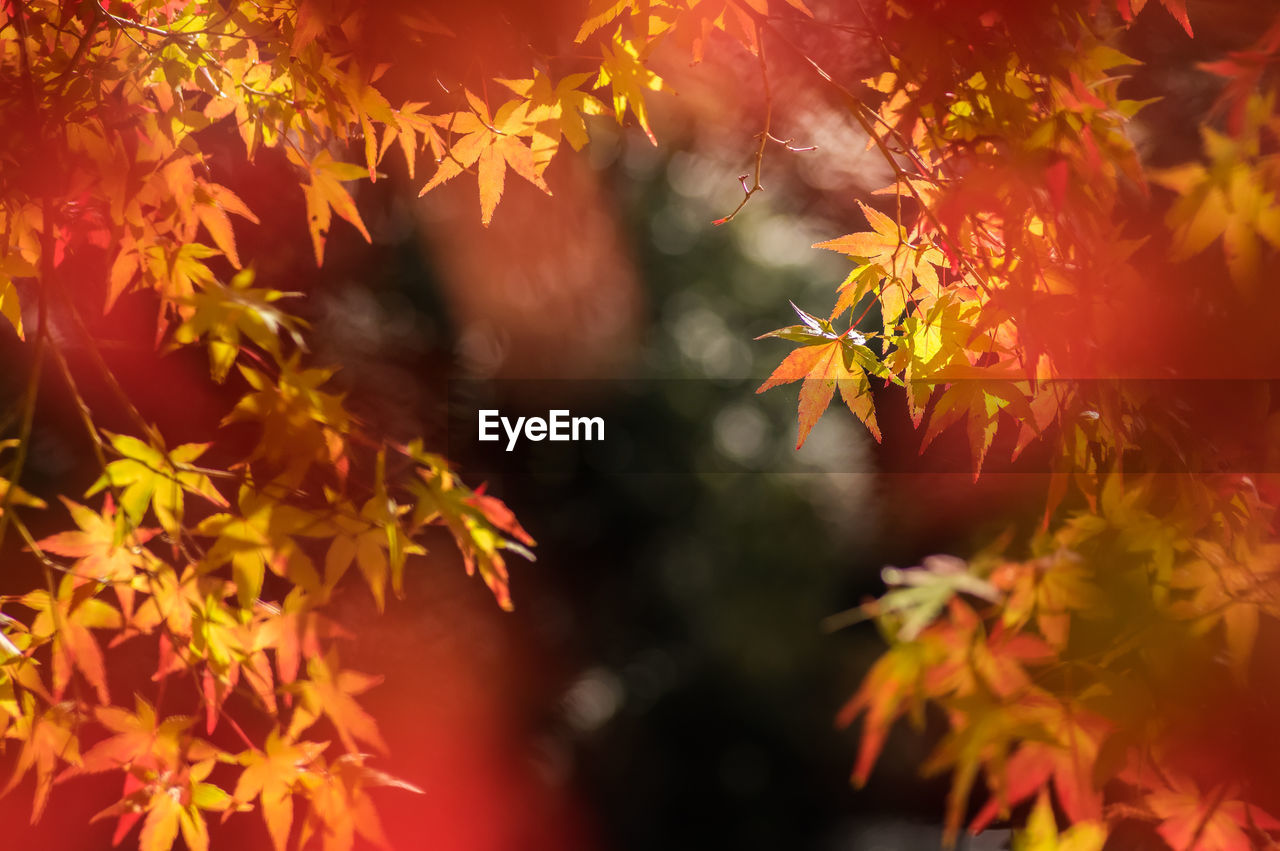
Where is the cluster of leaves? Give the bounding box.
[4,0,1276,847]
[748,2,1280,848]
[0,0,578,848]
[0,0,846,845]
[0,0,847,841]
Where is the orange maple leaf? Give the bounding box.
[757,335,880,448]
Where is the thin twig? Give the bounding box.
[714,19,771,227]
[48,272,158,441]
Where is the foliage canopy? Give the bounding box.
[1,0,1279,849]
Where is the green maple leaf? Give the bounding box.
[173,269,306,383]
[86,433,228,539]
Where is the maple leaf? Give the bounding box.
[70,698,196,777]
[92,753,232,851]
[595,27,666,145]
[172,269,307,382]
[969,699,1109,835]
[668,0,812,60]
[193,181,260,270]
[837,635,946,786]
[86,433,228,539]
[1147,779,1280,851]
[922,696,1052,847]
[0,253,35,339]
[1198,23,1280,132]
[837,598,1053,826]
[285,147,372,267]
[927,620,1056,702]
[232,729,329,851]
[875,555,1002,642]
[188,595,251,687]
[20,575,122,704]
[881,290,1005,432]
[1117,0,1192,37]
[575,0,651,42]
[0,662,21,740]
[815,201,944,327]
[320,449,424,610]
[1153,127,1280,291]
[919,376,1038,480]
[322,495,422,612]
[1011,790,1106,851]
[420,90,551,226]
[1168,538,1280,682]
[496,70,608,171]
[757,304,883,447]
[111,564,272,735]
[407,455,536,611]
[222,359,350,487]
[377,102,445,182]
[667,0,749,60]
[827,265,881,324]
[149,242,221,307]
[130,581,278,733]
[336,69,398,182]
[990,550,1104,649]
[36,496,158,621]
[253,589,353,689]
[290,0,329,53]
[121,564,230,648]
[0,277,21,340]
[285,652,386,754]
[465,486,536,550]
[195,485,323,608]
[2,698,81,823]
[297,753,422,851]
[0,469,49,512]
[1085,475,1186,595]
[139,792,184,851]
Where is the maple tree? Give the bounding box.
[3,0,1280,848]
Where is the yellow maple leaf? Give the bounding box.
[285,148,372,267]
[420,90,552,225]
[595,27,666,145]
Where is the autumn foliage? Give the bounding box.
[1,0,1279,848]
[0,0,554,847]
[749,2,1280,849]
